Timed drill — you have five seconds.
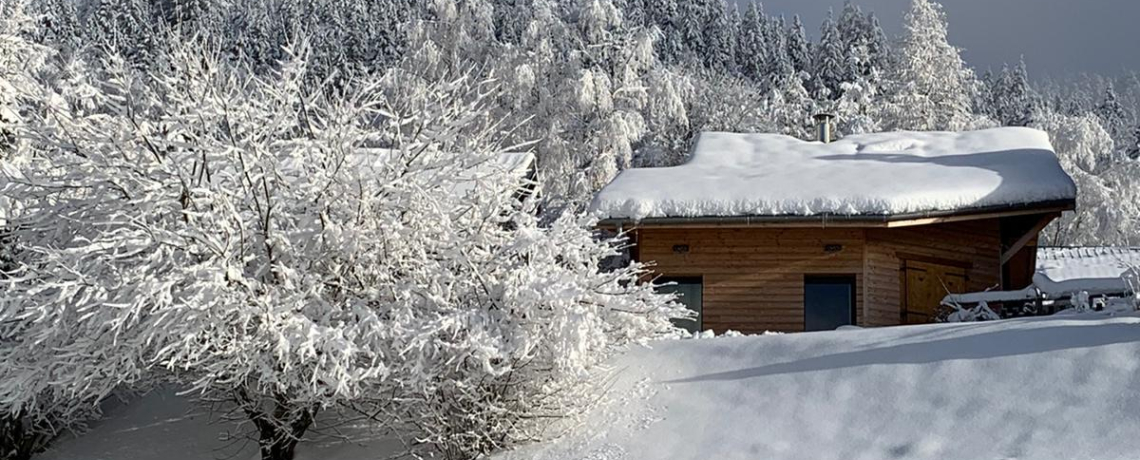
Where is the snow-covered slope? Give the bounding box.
[501,314,1140,460]
[590,128,1077,220]
[39,315,1140,460]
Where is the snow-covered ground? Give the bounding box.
[502,314,1140,460]
[38,391,403,460]
[40,314,1140,460]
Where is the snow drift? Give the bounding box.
[501,314,1140,460]
[590,127,1077,220]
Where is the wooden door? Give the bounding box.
[903,260,967,324]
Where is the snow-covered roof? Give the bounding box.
[1034,247,1140,296]
[589,127,1077,221]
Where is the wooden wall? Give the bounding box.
[637,219,1004,333]
[638,227,866,334]
[865,219,1003,326]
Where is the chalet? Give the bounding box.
[589,119,1078,333]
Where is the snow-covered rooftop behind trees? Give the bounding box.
[589,127,1077,221]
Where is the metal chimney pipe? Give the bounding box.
[813,113,836,143]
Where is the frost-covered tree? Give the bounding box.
[1095,82,1129,145]
[881,0,978,131]
[812,10,846,100]
[1034,109,1140,246]
[991,58,1037,127]
[1125,124,1140,160]
[834,72,882,135]
[702,1,738,73]
[3,13,683,460]
[786,15,811,78]
[646,0,683,64]
[736,0,768,83]
[836,1,889,89]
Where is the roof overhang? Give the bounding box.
[597,199,1075,229]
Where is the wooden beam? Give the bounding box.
[884,206,1070,228]
[1000,213,1058,265]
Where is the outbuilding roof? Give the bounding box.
[590,127,1077,225]
[1035,247,1140,296]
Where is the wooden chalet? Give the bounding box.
[589,123,1078,333]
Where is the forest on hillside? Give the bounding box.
[6,0,1140,242]
[1,0,1139,459]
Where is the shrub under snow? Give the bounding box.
[0,34,683,460]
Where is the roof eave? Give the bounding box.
[597,199,1076,229]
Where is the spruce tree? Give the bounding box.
[703,0,737,72]
[993,58,1036,126]
[813,10,847,100]
[737,0,769,83]
[786,15,811,78]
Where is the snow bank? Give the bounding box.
[1035,247,1140,296]
[590,128,1076,220]
[499,315,1140,460]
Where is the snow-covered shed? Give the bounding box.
[589,127,1078,333]
[1034,247,1140,297]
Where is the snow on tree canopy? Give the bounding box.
[589,127,1077,220]
[1034,247,1140,296]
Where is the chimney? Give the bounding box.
[813,113,836,143]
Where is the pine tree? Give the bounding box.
[836,1,888,83]
[703,0,737,72]
[992,58,1036,126]
[786,15,811,78]
[766,16,793,86]
[675,0,709,66]
[882,0,978,131]
[1095,82,1128,141]
[1126,124,1140,160]
[977,68,998,120]
[736,0,768,82]
[648,0,683,64]
[36,0,82,50]
[812,10,846,100]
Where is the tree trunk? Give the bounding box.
[235,388,316,460]
[0,412,52,460]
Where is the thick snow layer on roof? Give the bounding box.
[590,128,1077,220]
[1034,247,1140,296]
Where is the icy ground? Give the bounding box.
[40,313,1140,460]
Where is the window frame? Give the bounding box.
[656,276,704,333]
[803,275,857,331]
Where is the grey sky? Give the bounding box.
[743,0,1140,78]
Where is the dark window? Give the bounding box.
[656,277,703,334]
[804,275,856,332]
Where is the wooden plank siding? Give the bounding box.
[637,219,1005,334]
[638,228,866,333]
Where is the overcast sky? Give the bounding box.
[745,0,1140,78]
